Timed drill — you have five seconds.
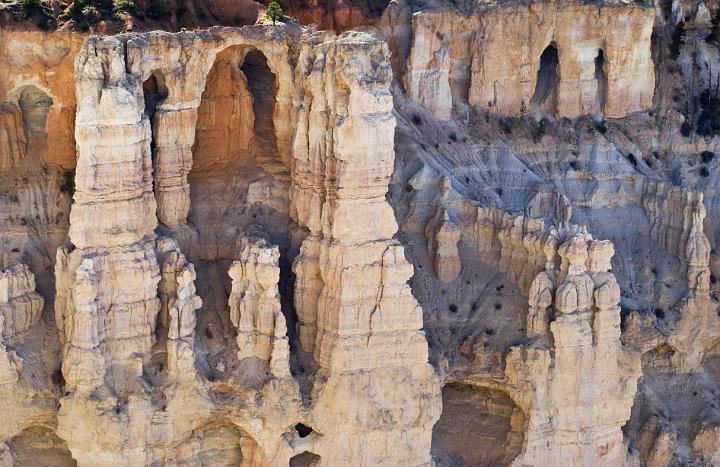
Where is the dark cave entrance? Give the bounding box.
[240,48,279,166]
[530,43,560,117]
[170,421,266,465]
[5,426,76,467]
[289,451,321,467]
[142,70,168,203]
[143,70,168,152]
[431,383,525,466]
[595,49,608,114]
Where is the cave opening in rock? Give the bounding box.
[289,451,321,467]
[240,49,279,163]
[530,43,560,117]
[5,426,77,466]
[595,49,608,114]
[431,383,525,466]
[170,421,266,465]
[143,70,168,150]
[17,85,53,157]
[188,45,294,378]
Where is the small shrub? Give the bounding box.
[19,0,43,13]
[113,0,137,15]
[696,89,720,136]
[266,0,283,24]
[500,119,512,135]
[147,0,168,19]
[701,150,716,164]
[626,153,638,166]
[700,166,710,177]
[448,304,458,313]
[597,118,608,134]
[670,21,686,59]
[681,120,692,137]
[81,5,100,19]
[411,114,422,125]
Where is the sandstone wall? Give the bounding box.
[0,31,81,169]
[405,2,655,119]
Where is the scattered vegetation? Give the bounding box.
[695,88,720,136]
[596,117,608,134]
[113,0,137,17]
[147,0,168,19]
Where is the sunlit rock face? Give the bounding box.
[404,1,655,120]
[3,0,720,464]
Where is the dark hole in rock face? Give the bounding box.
[142,70,167,193]
[143,70,168,119]
[289,451,321,467]
[530,44,560,117]
[239,48,280,168]
[5,426,77,467]
[432,383,524,466]
[170,422,265,465]
[595,49,608,113]
[294,423,313,438]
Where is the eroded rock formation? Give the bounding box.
[1,0,720,464]
[404,1,655,119]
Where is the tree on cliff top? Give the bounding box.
[266,0,283,24]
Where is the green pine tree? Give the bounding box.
[266,0,283,25]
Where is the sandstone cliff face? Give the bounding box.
[1,0,720,464]
[404,1,655,120]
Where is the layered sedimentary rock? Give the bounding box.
[510,231,639,466]
[0,263,43,338]
[405,1,655,119]
[229,237,290,377]
[290,32,441,464]
[2,0,720,463]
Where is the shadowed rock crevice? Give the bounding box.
[595,49,608,114]
[4,426,77,467]
[530,43,560,117]
[431,383,524,466]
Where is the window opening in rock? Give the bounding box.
[170,422,266,465]
[431,383,525,466]
[5,426,77,467]
[188,46,294,380]
[530,44,560,117]
[289,451,321,467]
[294,423,313,438]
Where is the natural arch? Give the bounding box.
[595,49,608,114]
[169,422,266,466]
[530,44,560,117]
[290,451,321,467]
[4,426,76,466]
[17,85,53,155]
[432,383,525,466]
[187,45,293,376]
